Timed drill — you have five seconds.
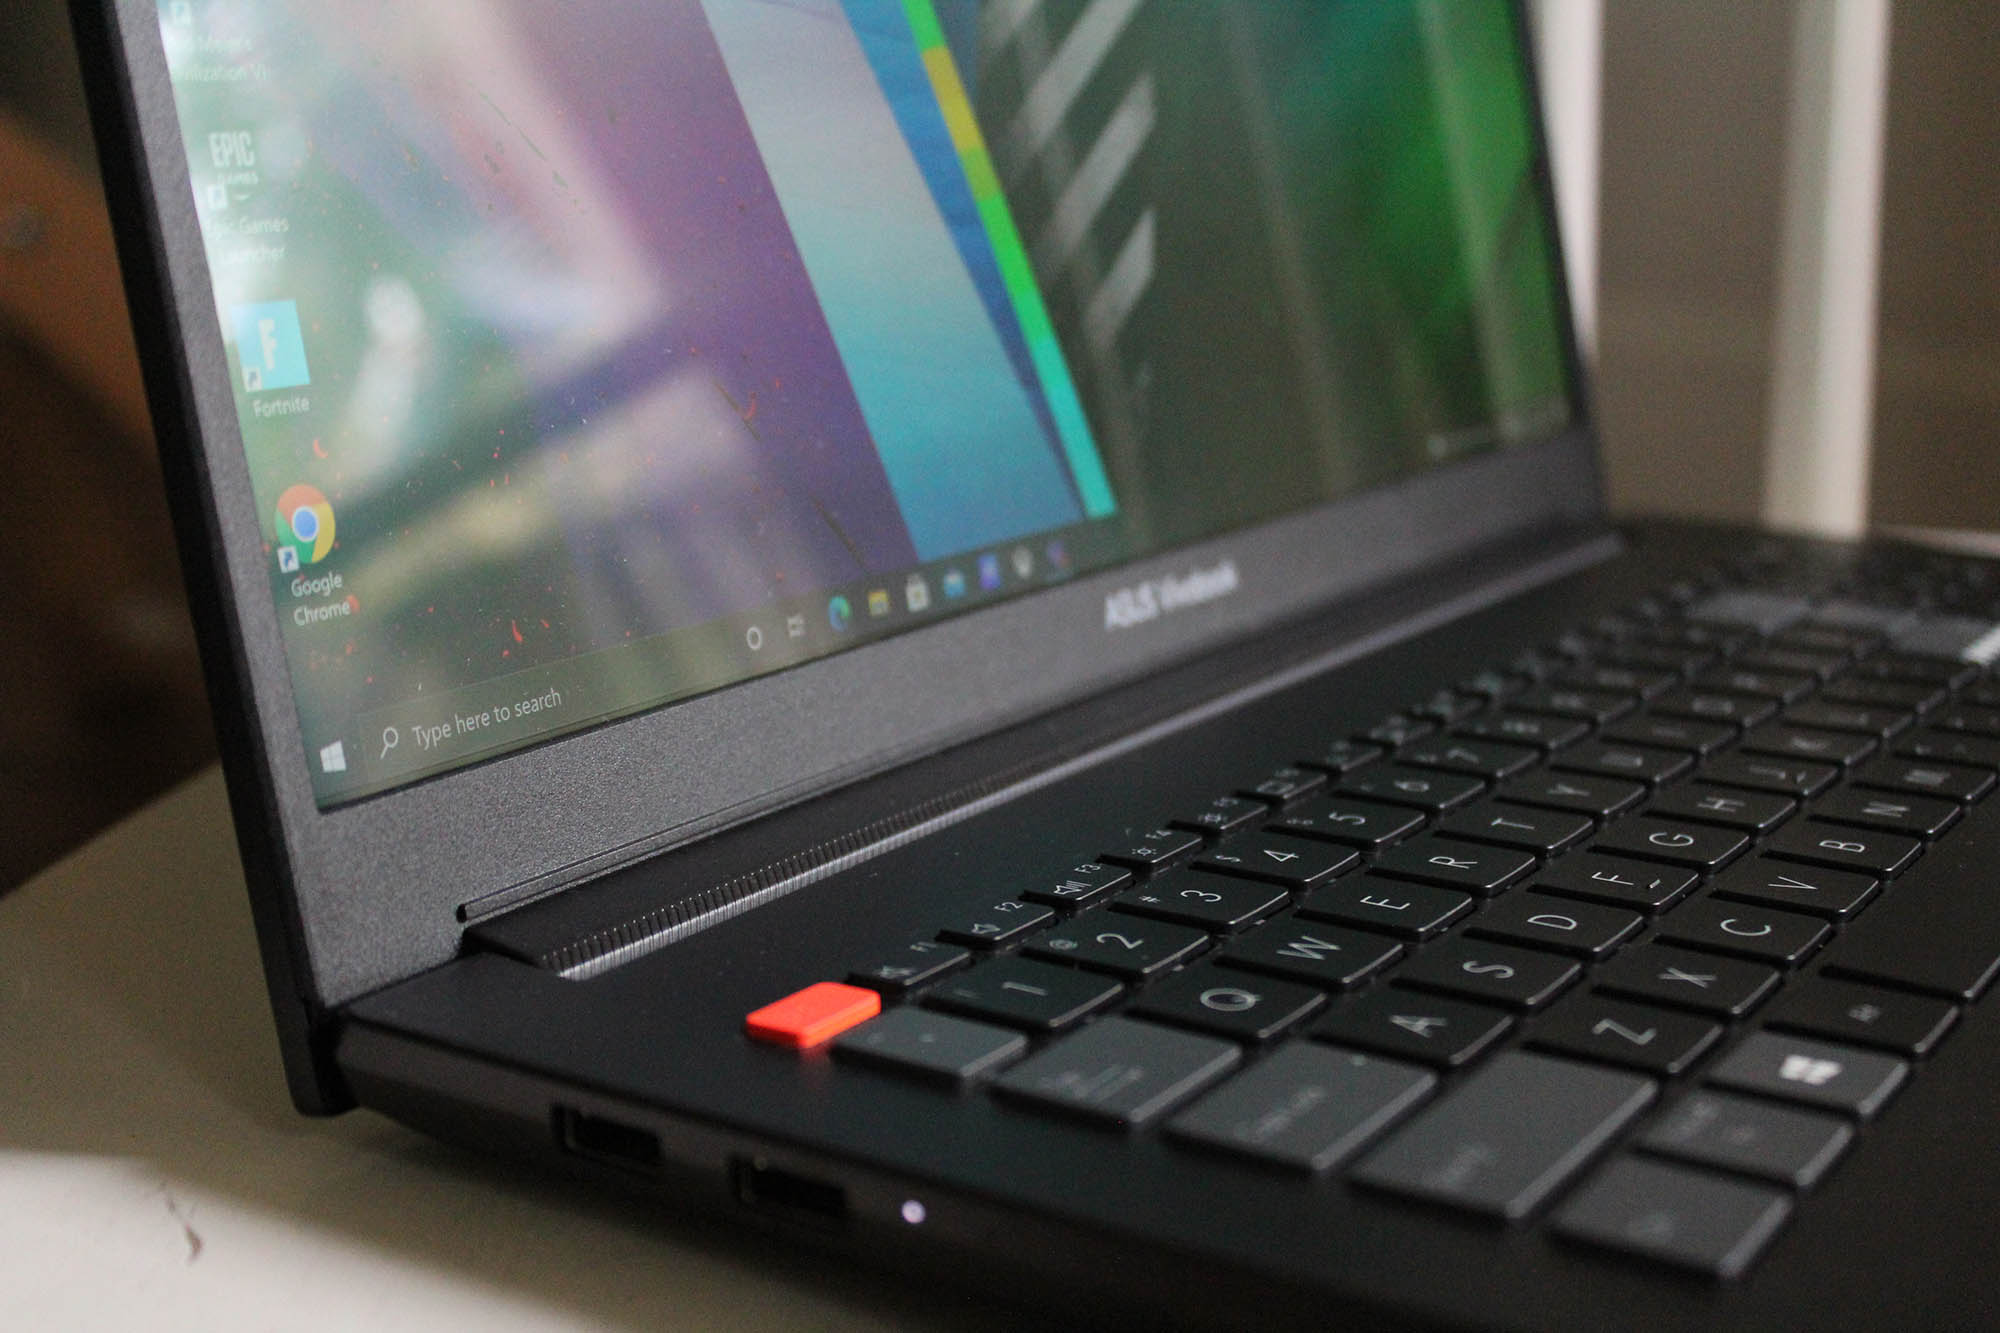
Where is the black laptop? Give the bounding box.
[74,1,2000,1327]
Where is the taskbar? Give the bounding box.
[308,517,1124,806]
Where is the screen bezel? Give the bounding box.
[96,0,1603,1016]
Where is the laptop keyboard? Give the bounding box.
[765,548,2000,1281]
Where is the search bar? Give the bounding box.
[355,660,603,784]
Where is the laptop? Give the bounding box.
[74,0,2000,1326]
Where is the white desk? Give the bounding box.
[0,768,1019,1331]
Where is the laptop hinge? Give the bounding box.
[464,521,1620,979]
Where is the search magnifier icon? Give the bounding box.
[379,726,400,760]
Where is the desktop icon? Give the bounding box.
[231,299,311,392]
[978,553,1002,591]
[1011,546,1033,579]
[277,546,300,573]
[827,595,853,632]
[905,574,931,613]
[318,740,347,774]
[941,569,966,599]
[274,483,336,565]
[868,589,892,618]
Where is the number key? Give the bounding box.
[924,957,1122,1033]
[1194,832,1357,889]
[1337,764,1486,813]
[1110,871,1289,932]
[1275,795,1425,850]
[1023,918,1209,979]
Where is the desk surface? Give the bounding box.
[0,767,1019,1331]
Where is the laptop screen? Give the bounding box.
[154,0,1573,806]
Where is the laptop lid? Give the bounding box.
[77,0,1598,1096]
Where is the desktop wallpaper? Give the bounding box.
[158,0,1572,802]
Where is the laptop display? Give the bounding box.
[156,0,1572,805]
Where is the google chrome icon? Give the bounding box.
[275,483,336,565]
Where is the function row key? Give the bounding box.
[1650,687,1780,730]
[1021,861,1133,910]
[1170,794,1267,838]
[937,899,1055,949]
[1549,664,1680,699]
[1099,826,1205,873]
[1239,765,1327,807]
[849,940,972,995]
[1601,716,1736,755]
[1454,710,1591,751]
[1510,684,1638,726]
[1299,738,1386,775]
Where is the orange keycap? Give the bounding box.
[745,981,882,1049]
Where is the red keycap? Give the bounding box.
[745,982,882,1049]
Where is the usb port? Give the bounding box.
[730,1155,848,1226]
[553,1106,660,1173]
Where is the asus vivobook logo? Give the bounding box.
[1104,559,1241,630]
